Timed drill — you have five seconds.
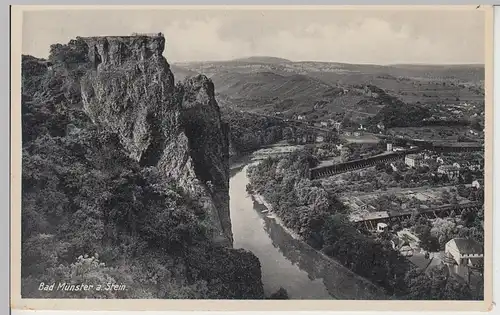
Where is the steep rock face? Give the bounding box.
[80,35,177,163]
[177,76,231,243]
[79,35,232,245]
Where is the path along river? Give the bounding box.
[229,147,387,300]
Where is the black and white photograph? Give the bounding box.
[12,5,492,310]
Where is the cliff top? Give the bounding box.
[77,32,164,40]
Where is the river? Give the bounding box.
[229,149,388,300]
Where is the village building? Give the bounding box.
[377,122,385,130]
[472,180,481,189]
[445,238,483,266]
[444,238,483,283]
[405,154,424,168]
[376,223,388,233]
[297,115,305,120]
[438,165,460,179]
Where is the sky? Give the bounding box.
[21,7,486,65]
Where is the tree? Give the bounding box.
[414,224,440,252]
[404,264,473,300]
[269,287,289,299]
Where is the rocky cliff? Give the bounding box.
[20,34,264,299]
[79,34,232,245]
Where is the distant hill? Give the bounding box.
[230,56,292,64]
[175,57,484,122]
[170,64,199,82]
[210,71,333,101]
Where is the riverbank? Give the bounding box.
[252,193,302,241]
[248,180,388,299]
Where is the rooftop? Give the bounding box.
[361,211,390,221]
[406,154,423,160]
[448,238,483,255]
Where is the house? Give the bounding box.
[377,122,385,130]
[471,180,481,189]
[320,121,329,128]
[444,238,483,278]
[436,157,444,164]
[393,146,406,152]
[376,223,388,233]
[386,143,393,152]
[405,154,424,168]
[399,244,414,257]
[344,131,353,136]
[438,165,460,179]
[297,115,305,120]
[353,131,363,137]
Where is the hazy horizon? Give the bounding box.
[172,55,486,66]
[22,8,486,65]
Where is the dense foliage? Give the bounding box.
[366,92,432,128]
[221,108,289,155]
[221,108,317,156]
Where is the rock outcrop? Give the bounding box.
[79,34,232,245]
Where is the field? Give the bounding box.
[386,126,483,142]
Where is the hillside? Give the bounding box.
[170,64,199,82]
[175,57,484,124]
[211,71,334,101]
[231,56,292,64]
[21,36,264,299]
